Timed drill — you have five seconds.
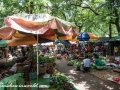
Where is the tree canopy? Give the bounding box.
[0,0,120,37]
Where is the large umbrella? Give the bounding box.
[0,13,79,88]
[77,32,99,57]
[77,32,99,41]
[0,35,54,46]
[3,13,79,37]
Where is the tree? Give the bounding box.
[0,0,119,37]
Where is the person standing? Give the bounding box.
[21,47,26,56]
[114,45,118,56]
[101,45,106,56]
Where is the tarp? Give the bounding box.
[30,77,50,90]
[55,39,71,44]
[95,37,110,43]
[0,13,79,46]
[0,73,24,90]
[0,40,7,47]
[2,13,79,36]
[109,32,120,41]
[109,36,120,41]
[0,35,54,46]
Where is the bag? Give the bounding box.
[29,69,37,80]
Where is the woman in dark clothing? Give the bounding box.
[21,47,26,56]
[15,56,28,63]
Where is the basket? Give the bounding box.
[44,63,53,67]
[32,63,37,69]
[46,66,55,74]
[17,64,30,73]
[39,66,47,74]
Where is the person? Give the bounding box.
[95,45,99,53]
[15,56,28,63]
[73,52,79,59]
[82,55,91,72]
[101,45,106,56]
[114,45,118,56]
[93,54,103,67]
[21,47,26,56]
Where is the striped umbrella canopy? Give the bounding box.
[0,13,79,46]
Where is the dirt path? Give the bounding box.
[55,59,120,90]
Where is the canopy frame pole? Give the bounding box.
[5,46,8,69]
[83,41,85,58]
[37,34,39,90]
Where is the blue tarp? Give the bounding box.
[55,39,71,44]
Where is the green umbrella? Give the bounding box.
[109,36,120,41]
[109,32,120,41]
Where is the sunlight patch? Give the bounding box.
[69,69,77,74]
[75,82,90,90]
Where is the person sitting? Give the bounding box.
[82,55,91,72]
[93,54,103,69]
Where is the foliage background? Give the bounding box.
[0,0,120,37]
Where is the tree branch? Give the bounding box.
[82,6,99,15]
[70,3,99,15]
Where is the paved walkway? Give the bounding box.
[55,59,120,90]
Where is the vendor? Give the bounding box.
[93,54,103,67]
[15,56,28,63]
[73,51,79,59]
[82,55,91,72]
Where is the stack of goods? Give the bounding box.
[112,76,120,84]
[49,73,78,90]
[107,75,120,84]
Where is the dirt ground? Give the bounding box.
[0,58,120,90]
[55,59,120,90]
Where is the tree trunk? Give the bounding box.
[109,23,112,55]
[114,8,120,33]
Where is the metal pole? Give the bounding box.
[37,34,39,90]
[83,41,85,58]
[5,46,8,69]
